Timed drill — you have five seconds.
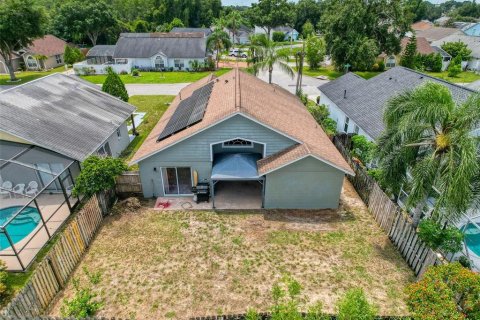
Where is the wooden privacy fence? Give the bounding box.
[115,171,142,195]
[333,137,442,277]
[1,195,104,318]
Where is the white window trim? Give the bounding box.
[222,139,254,148]
[343,116,350,133]
[209,137,266,161]
[159,166,193,196]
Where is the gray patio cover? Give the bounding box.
[211,153,262,180]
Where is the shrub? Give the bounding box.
[458,255,472,269]
[308,103,337,136]
[131,69,140,76]
[417,218,463,253]
[351,135,375,164]
[336,288,377,320]
[72,155,127,197]
[377,60,385,71]
[61,268,103,317]
[0,260,8,300]
[102,67,129,102]
[119,70,128,75]
[272,31,286,42]
[64,45,83,66]
[405,263,480,320]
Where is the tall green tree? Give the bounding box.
[0,0,46,81]
[305,36,325,69]
[53,0,116,45]
[225,10,245,45]
[400,35,417,69]
[206,28,231,69]
[252,38,293,84]
[302,20,315,39]
[377,82,480,226]
[294,0,322,34]
[248,0,294,37]
[319,0,409,71]
[102,67,129,102]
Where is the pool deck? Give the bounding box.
[0,193,72,271]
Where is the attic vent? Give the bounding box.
[225,80,229,84]
[389,77,393,80]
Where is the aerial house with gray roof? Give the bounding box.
[131,69,354,210]
[318,66,477,142]
[0,74,135,270]
[74,32,208,75]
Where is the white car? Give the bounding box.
[229,49,248,58]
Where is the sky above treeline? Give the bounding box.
[222,0,469,6]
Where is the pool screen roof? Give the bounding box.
[0,141,75,225]
[211,153,262,180]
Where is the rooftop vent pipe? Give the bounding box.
[344,89,347,99]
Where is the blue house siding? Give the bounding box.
[138,114,297,197]
[264,156,344,209]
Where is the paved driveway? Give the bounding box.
[257,65,328,99]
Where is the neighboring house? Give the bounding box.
[379,36,451,71]
[171,27,212,37]
[254,26,299,41]
[225,25,253,44]
[0,52,22,74]
[85,45,116,65]
[416,26,459,42]
[318,67,476,142]
[0,73,136,160]
[411,20,434,31]
[430,31,480,71]
[21,35,67,70]
[74,32,207,75]
[130,69,354,209]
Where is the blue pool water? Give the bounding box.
[0,206,40,251]
[462,222,480,257]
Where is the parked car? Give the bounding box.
[229,48,247,58]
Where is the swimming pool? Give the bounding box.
[462,222,480,257]
[0,206,41,251]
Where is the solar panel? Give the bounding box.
[157,81,214,141]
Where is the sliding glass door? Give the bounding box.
[161,167,192,195]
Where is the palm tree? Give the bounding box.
[377,82,480,226]
[207,29,232,70]
[225,10,244,45]
[251,38,294,84]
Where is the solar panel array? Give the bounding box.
[157,81,214,141]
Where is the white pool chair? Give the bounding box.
[12,183,25,197]
[25,181,39,196]
[0,181,13,198]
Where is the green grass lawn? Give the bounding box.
[296,67,343,80]
[424,70,480,83]
[0,66,67,85]
[121,95,175,163]
[81,69,231,84]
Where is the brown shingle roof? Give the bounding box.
[411,21,434,31]
[131,69,353,175]
[401,37,435,55]
[26,35,66,56]
[416,27,458,42]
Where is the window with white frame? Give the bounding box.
[26,55,38,69]
[343,117,350,133]
[97,142,112,157]
[354,125,359,134]
[155,55,165,69]
[55,54,62,64]
[174,59,184,69]
[222,139,253,148]
[116,128,121,139]
[161,167,192,195]
[386,56,396,68]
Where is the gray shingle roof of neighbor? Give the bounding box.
[171,27,212,36]
[86,45,117,57]
[114,32,207,59]
[0,74,136,161]
[319,66,477,141]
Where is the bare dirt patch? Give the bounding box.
[49,179,414,319]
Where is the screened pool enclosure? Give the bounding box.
[0,141,82,271]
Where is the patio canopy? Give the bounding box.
[211,153,262,180]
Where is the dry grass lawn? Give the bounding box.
[49,180,414,319]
